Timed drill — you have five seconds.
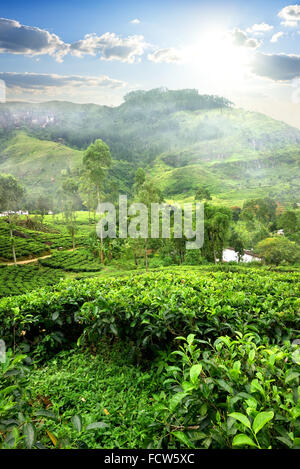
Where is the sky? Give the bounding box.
[0,0,300,128]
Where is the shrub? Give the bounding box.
[148,333,300,449]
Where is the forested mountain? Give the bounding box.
[0,88,299,205]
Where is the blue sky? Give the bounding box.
[0,1,300,127]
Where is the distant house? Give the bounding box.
[222,247,261,263]
[0,210,29,217]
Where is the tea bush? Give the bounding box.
[0,265,65,298]
[39,249,102,272]
[0,267,299,449]
[0,269,298,359]
[0,234,47,260]
[0,342,158,449]
[148,333,300,449]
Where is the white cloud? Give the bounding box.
[70,32,147,63]
[230,28,262,48]
[0,17,69,62]
[281,20,298,27]
[0,72,127,91]
[0,17,147,64]
[246,23,274,34]
[278,5,300,27]
[270,32,285,43]
[130,19,140,24]
[147,47,184,64]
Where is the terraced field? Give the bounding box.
[39,249,102,272]
[0,264,64,297]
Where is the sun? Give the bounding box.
[188,28,253,88]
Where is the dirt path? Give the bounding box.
[3,248,76,266]
[4,254,53,266]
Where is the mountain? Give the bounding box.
[0,88,299,206]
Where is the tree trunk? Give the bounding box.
[9,217,17,266]
[144,241,148,271]
[88,190,91,224]
[97,190,104,263]
[211,235,217,264]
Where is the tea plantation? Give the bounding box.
[0,265,65,298]
[39,249,103,272]
[0,268,299,449]
[0,217,91,261]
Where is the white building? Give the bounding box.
[0,210,29,217]
[222,247,261,263]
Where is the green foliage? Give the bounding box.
[0,345,138,449]
[0,269,298,359]
[82,139,112,198]
[256,237,300,265]
[241,198,277,226]
[0,173,25,211]
[149,333,299,449]
[1,97,300,205]
[0,265,64,298]
[195,186,212,201]
[203,204,232,262]
[0,265,299,449]
[278,210,299,236]
[39,249,103,272]
[0,350,32,449]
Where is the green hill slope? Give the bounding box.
[0,132,83,196]
[0,89,299,206]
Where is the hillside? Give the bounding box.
[0,132,83,197]
[0,89,299,206]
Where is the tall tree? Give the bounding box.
[278,210,298,236]
[62,177,80,251]
[82,139,112,262]
[135,179,164,270]
[133,168,146,195]
[204,205,232,263]
[0,174,25,265]
[195,186,212,202]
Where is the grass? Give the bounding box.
[0,132,83,196]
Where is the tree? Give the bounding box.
[0,174,25,265]
[241,198,277,226]
[229,229,244,262]
[79,176,97,224]
[278,210,298,236]
[231,206,241,222]
[133,168,146,195]
[204,205,232,263]
[195,186,212,202]
[82,139,112,262]
[62,177,80,250]
[135,179,164,270]
[256,237,300,265]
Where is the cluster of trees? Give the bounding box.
[1,136,299,267]
[123,88,233,113]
